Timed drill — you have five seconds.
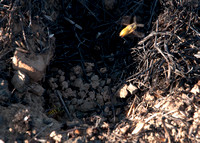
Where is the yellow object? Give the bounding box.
[119,23,137,38]
[47,105,63,117]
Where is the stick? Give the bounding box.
[55,90,72,121]
[138,31,171,45]
[162,117,171,143]
[30,123,53,142]
[78,0,100,22]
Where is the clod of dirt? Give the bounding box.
[0,79,11,103]
[61,81,69,90]
[12,50,53,82]
[96,94,104,106]
[28,83,45,96]
[91,75,100,89]
[78,101,96,112]
[73,65,83,76]
[73,78,84,88]
[11,70,29,92]
[104,0,116,10]
[59,75,65,83]
[85,62,94,73]
[48,77,59,89]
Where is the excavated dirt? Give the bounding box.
[0,0,200,142]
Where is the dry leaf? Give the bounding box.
[132,121,145,135]
[120,124,130,134]
[116,84,128,98]
[190,84,200,95]
[126,102,135,117]
[127,83,138,94]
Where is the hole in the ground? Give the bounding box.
[43,0,161,125]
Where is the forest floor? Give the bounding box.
[0,0,200,142]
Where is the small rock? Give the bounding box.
[79,101,96,112]
[58,70,65,76]
[104,0,116,10]
[78,91,86,99]
[77,99,83,105]
[12,50,52,81]
[96,94,104,106]
[11,70,29,92]
[69,73,76,81]
[59,75,65,83]
[48,77,57,89]
[0,79,11,102]
[100,80,106,87]
[73,78,83,88]
[91,75,99,81]
[64,88,76,98]
[61,81,68,90]
[29,83,45,96]
[85,62,94,73]
[88,91,95,100]
[71,98,77,105]
[91,75,100,89]
[91,80,100,89]
[101,86,110,101]
[73,65,82,76]
[80,83,90,92]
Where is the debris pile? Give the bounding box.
[110,1,200,142]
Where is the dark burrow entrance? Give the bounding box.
[43,0,161,125]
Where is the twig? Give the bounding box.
[30,122,53,142]
[55,90,72,121]
[126,59,161,82]
[78,0,100,22]
[138,31,171,45]
[144,113,159,123]
[127,96,137,117]
[162,117,171,143]
[153,24,166,62]
[28,2,32,27]
[154,20,171,80]
[190,26,200,36]
[64,17,83,30]
[19,12,30,50]
[148,0,158,29]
